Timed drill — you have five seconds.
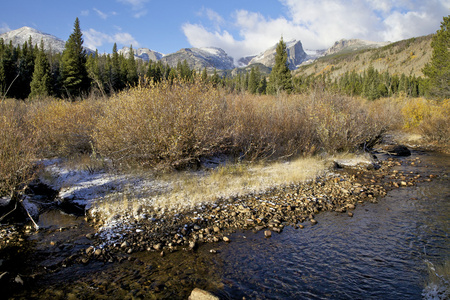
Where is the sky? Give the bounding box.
[0,0,449,60]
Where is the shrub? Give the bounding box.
[419,99,450,146]
[94,80,231,169]
[401,97,430,129]
[230,93,317,160]
[0,100,37,197]
[309,92,392,152]
[27,97,102,157]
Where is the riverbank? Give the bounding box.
[2,143,446,299]
[38,147,430,264]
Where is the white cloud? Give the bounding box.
[93,8,108,20]
[83,28,139,50]
[182,0,449,60]
[0,22,11,34]
[117,0,149,18]
[92,8,117,20]
[81,10,90,17]
[133,10,148,18]
[113,32,139,47]
[203,8,225,25]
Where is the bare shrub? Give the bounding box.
[27,97,103,157]
[308,91,393,152]
[0,100,37,197]
[418,99,450,146]
[230,93,317,160]
[94,80,231,169]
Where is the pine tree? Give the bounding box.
[201,67,208,82]
[267,37,292,95]
[423,15,450,99]
[110,43,122,91]
[60,18,90,98]
[126,45,138,85]
[16,39,35,98]
[0,40,17,99]
[29,40,52,99]
[86,50,105,96]
[258,76,267,94]
[211,68,220,87]
[248,67,258,94]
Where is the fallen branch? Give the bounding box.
[20,199,39,230]
[0,200,17,222]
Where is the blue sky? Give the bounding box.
[1,0,448,59]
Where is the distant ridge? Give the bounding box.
[1,26,399,72]
[0,26,66,52]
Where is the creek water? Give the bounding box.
[9,151,450,299]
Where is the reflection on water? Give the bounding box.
[17,151,450,299]
[215,151,449,299]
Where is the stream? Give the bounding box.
[4,150,449,299]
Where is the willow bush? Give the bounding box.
[94,80,232,168]
[0,100,37,197]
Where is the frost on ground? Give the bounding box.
[39,158,170,215]
[38,153,374,247]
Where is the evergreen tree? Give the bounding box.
[201,67,208,82]
[258,76,267,94]
[110,43,123,91]
[60,17,90,98]
[86,50,106,96]
[126,45,138,85]
[267,37,292,95]
[15,40,35,98]
[423,15,450,99]
[211,68,220,87]
[248,67,259,94]
[0,41,17,99]
[29,40,52,99]
[168,67,177,83]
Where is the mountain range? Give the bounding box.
[0,26,391,72]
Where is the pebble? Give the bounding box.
[86,246,95,255]
[76,155,420,262]
[264,230,272,238]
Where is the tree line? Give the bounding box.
[1,16,448,100]
[293,66,427,100]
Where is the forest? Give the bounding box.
[1,16,443,101]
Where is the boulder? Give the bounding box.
[383,145,411,156]
[188,288,219,300]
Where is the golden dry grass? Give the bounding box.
[0,99,37,197]
[5,79,448,204]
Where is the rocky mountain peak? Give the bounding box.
[248,40,307,70]
[0,26,66,53]
[160,46,235,70]
[118,46,164,62]
[325,38,390,56]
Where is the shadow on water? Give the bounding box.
[6,151,450,299]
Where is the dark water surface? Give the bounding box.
[216,152,449,299]
[11,151,450,299]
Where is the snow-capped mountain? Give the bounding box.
[325,39,390,56]
[300,49,327,66]
[0,26,95,54]
[0,26,66,53]
[0,26,391,72]
[118,46,164,62]
[248,40,308,70]
[159,47,235,70]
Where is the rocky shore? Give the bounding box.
[72,153,430,266]
[1,145,442,298]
